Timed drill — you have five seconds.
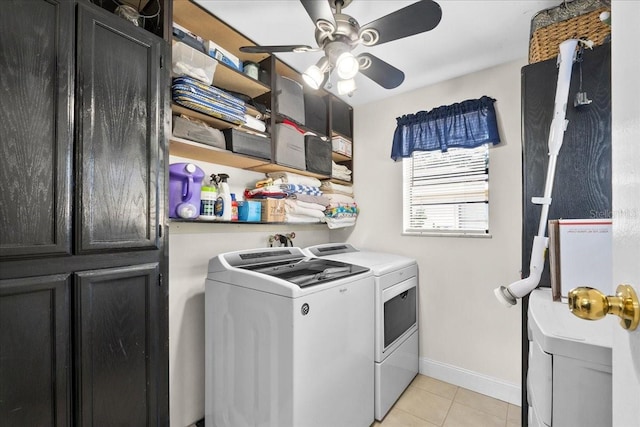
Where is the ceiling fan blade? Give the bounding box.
[357,53,404,89]
[360,0,442,46]
[300,0,335,27]
[239,45,314,54]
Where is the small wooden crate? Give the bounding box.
[529,7,610,63]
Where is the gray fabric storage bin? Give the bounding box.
[223,128,271,160]
[274,123,305,170]
[303,92,327,136]
[331,99,353,138]
[275,75,305,126]
[304,135,331,175]
[173,115,226,149]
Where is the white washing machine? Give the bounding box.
[205,247,375,427]
[527,288,612,427]
[305,243,419,421]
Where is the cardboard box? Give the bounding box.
[204,40,242,71]
[260,198,285,222]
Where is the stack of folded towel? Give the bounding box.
[319,180,358,229]
[245,172,330,223]
[331,161,352,182]
[284,194,329,223]
[172,76,246,125]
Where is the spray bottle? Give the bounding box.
[214,173,232,221]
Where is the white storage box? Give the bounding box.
[172,41,217,85]
[332,136,352,157]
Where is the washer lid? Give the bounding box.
[528,288,612,366]
[239,257,369,288]
[305,244,415,275]
[209,247,369,289]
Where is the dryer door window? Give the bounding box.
[384,286,417,348]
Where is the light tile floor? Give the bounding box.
[372,375,521,427]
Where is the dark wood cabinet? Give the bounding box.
[0,275,71,426]
[0,1,168,425]
[75,263,161,425]
[0,0,74,259]
[521,44,612,286]
[76,2,162,253]
[520,43,611,427]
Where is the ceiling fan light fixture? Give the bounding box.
[302,57,330,89]
[337,78,357,96]
[335,52,359,79]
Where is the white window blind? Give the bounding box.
[403,144,489,235]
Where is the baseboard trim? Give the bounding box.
[419,357,521,406]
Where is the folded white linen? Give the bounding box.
[325,217,356,229]
[332,161,351,171]
[267,171,322,188]
[284,200,326,218]
[331,172,352,182]
[290,200,326,211]
[325,193,356,205]
[289,193,330,206]
[320,180,354,195]
[242,114,267,132]
[285,213,323,223]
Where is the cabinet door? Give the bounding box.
[76,3,162,253]
[0,0,74,259]
[0,274,71,426]
[521,44,612,286]
[75,263,161,426]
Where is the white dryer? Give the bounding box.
[305,243,419,421]
[205,247,375,427]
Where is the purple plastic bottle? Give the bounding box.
[169,163,205,219]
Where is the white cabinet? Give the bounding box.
[527,289,612,427]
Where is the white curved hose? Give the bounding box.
[494,39,580,306]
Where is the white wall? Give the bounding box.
[168,156,332,426]
[169,58,527,424]
[338,59,526,403]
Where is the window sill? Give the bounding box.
[402,231,492,238]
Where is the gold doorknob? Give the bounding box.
[568,285,640,331]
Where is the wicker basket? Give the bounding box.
[529,7,611,63]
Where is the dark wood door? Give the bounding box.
[76,3,162,254]
[75,263,160,426]
[0,274,71,426]
[0,0,74,259]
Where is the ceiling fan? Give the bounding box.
[239,0,442,95]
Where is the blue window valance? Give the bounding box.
[391,96,500,161]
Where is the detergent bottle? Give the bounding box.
[214,173,232,221]
[199,174,218,221]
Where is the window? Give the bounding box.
[402,144,489,235]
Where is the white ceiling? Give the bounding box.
[195,0,560,106]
